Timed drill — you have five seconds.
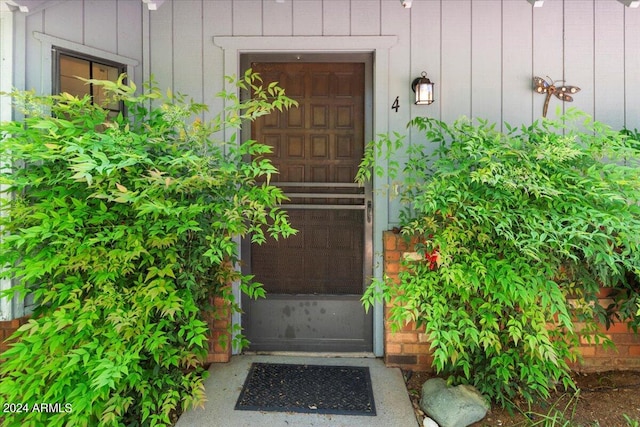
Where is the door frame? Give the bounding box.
[240,56,373,352]
[213,36,398,357]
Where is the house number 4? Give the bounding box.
[391,96,400,112]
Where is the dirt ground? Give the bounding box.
[405,370,640,427]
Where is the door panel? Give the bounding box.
[244,61,372,352]
[243,296,371,352]
[252,209,363,295]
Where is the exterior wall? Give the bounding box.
[145,0,640,360]
[3,0,640,368]
[3,0,639,224]
[145,0,640,227]
[383,231,640,372]
[16,0,145,95]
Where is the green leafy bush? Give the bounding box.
[0,71,296,426]
[358,111,640,409]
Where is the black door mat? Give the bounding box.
[234,362,376,416]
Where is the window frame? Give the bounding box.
[33,31,139,105]
[53,48,127,115]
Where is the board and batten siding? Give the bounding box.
[15,0,144,96]
[147,0,640,127]
[8,0,640,225]
[146,0,640,225]
[1,0,638,349]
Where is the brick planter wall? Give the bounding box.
[205,296,232,363]
[572,321,640,372]
[383,231,433,371]
[0,317,28,354]
[0,302,231,364]
[382,230,640,372]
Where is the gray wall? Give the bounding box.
[16,0,144,95]
[147,0,640,224]
[11,0,640,225]
[3,0,638,339]
[147,0,640,129]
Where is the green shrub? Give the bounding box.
[358,111,640,409]
[0,71,296,426]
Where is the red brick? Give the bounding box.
[409,235,422,246]
[213,319,228,329]
[397,239,410,251]
[383,232,397,250]
[605,322,632,334]
[386,332,418,343]
[417,354,435,370]
[403,343,431,354]
[399,322,425,333]
[385,354,417,366]
[213,296,228,307]
[214,341,229,353]
[401,322,419,332]
[418,334,430,344]
[385,343,402,354]
[207,353,230,363]
[384,261,400,275]
[595,344,623,357]
[379,230,640,372]
[385,250,401,262]
[204,294,233,364]
[578,346,596,357]
[613,334,640,345]
[580,334,612,345]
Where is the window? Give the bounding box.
[54,49,126,116]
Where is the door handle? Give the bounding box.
[367,200,372,223]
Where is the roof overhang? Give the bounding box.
[141,0,165,11]
[618,0,640,7]
[4,0,166,12]
[4,0,49,13]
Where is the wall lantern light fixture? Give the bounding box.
[411,72,435,105]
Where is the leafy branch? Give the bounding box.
[0,72,297,426]
[359,109,640,409]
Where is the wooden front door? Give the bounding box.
[243,60,372,352]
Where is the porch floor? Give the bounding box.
[176,354,419,427]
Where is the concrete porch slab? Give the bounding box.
[176,354,419,427]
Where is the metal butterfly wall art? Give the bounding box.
[533,76,580,118]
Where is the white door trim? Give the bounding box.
[212,35,397,357]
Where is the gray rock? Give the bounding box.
[419,378,489,427]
